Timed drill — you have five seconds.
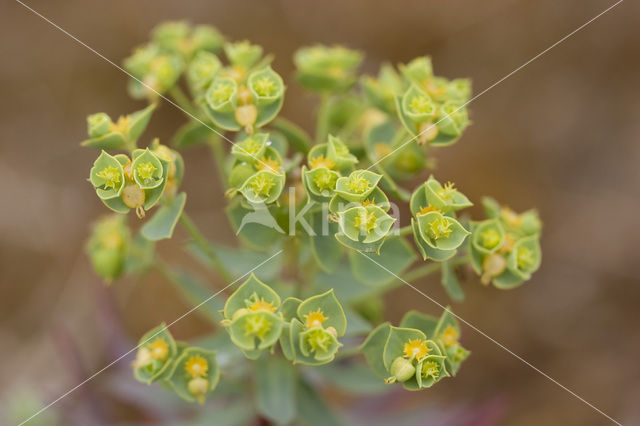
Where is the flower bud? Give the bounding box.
[187,377,209,404]
[481,253,507,285]
[235,104,258,134]
[87,113,113,138]
[386,357,416,383]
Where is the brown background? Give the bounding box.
[1,0,639,425]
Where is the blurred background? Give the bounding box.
[1,0,639,425]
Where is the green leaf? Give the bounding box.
[81,132,127,150]
[400,311,439,338]
[360,322,391,379]
[225,198,283,250]
[343,307,372,336]
[255,356,296,425]
[441,259,465,301]
[308,210,342,272]
[272,117,312,154]
[173,121,214,149]
[140,192,187,241]
[382,326,426,371]
[316,362,387,395]
[297,289,347,336]
[297,378,346,426]
[127,103,156,143]
[349,236,416,286]
[165,269,224,323]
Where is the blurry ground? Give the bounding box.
[1,0,639,425]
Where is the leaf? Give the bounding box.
[140,193,187,241]
[316,362,387,395]
[81,132,127,150]
[164,269,224,323]
[173,121,214,149]
[400,311,439,338]
[272,117,312,154]
[297,289,347,336]
[255,356,296,425]
[309,211,343,273]
[297,378,346,426]
[226,198,283,250]
[343,307,372,336]
[360,322,391,379]
[349,236,416,286]
[127,103,156,143]
[441,259,465,301]
[223,273,280,319]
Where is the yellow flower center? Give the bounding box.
[418,205,439,216]
[421,360,440,380]
[304,309,328,329]
[312,169,337,191]
[309,155,335,170]
[429,217,452,240]
[244,314,271,339]
[516,246,534,269]
[248,297,277,313]
[211,82,234,103]
[403,339,430,361]
[185,355,209,378]
[249,174,276,197]
[256,157,280,173]
[436,182,457,201]
[135,162,157,181]
[306,329,332,352]
[440,325,459,347]
[347,175,370,194]
[97,166,121,190]
[501,207,522,227]
[354,209,377,233]
[149,339,169,360]
[481,228,501,250]
[253,76,277,97]
[409,95,432,115]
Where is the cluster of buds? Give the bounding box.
[124,21,224,99]
[470,198,542,288]
[221,274,346,365]
[294,45,364,93]
[362,308,469,390]
[132,325,220,404]
[85,215,131,282]
[410,176,472,261]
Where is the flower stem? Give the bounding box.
[169,86,198,117]
[397,225,413,237]
[179,212,232,282]
[207,134,228,188]
[403,262,442,282]
[315,94,331,144]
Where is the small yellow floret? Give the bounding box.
[309,155,335,170]
[97,166,121,190]
[440,325,459,347]
[249,174,276,197]
[347,175,370,194]
[516,246,534,269]
[135,162,157,181]
[409,95,432,115]
[211,83,234,103]
[429,217,452,239]
[248,297,277,313]
[244,314,271,339]
[256,157,280,173]
[436,182,456,201]
[481,228,501,249]
[403,339,430,361]
[185,355,209,378]
[421,360,440,380]
[149,339,169,360]
[419,205,439,215]
[354,209,377,233]
[306,329,332,352]
[253,76,277,97]
[304,309,328,329]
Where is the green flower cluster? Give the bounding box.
[227,133,285,205]
[86,215,130,282]
[470,197,542,289]
[124,21,224,99]
[294,45,364,93]
[220,274,346,365]
[410,175,472,261]
[362,308,469,390]
[132,325,220,404]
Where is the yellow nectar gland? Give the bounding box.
[244,314,271,339]
[403,339,430,361]
[409,95,432,115]
[256,157,280,173]
[306,329,332,352]
[149,339,169,361]
[347,175,370,194]
[185,355,209,378]
[253,76,277,97]
[481,228,501,250]
[355,209,377,234]
[436,182,456,201]
[249,174,276,197]
[312,169,337,191]
[304,309,328,329]
[248,297,277,313]
[97,166,121,190]
[516,246,534,269]
[373,143,392,159]
[236,86,253,105]
[362,198,375,207]
[440,325,459,347]
[136,162,157,182]
[111,115,131,134]
[501,207,522,228]
[429,217,452,240]
[419,205,439,216]
[309,155,335,170]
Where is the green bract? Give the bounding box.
[338,205,395,244]
[86,214,130,282]
[90,151,125,200]
[239,169,285,204]
[231,133,269,163]
[334,170,382,203]
[187,51,222,94]
[361,63,403,114]
[82,104,155,150]
[294,45,363,93]
[302,166,340,202]
[166,347,220,404]
[133,324,178,384]
[132,149,164,189]
[248,67,285,107]
[410,175,473,214]
[412,211,470,261]
[280,290,346,365]
[224,41,263,68]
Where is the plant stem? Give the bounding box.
[403,262,442,282]
[179,212,232,282]
[315,94,331,144]
[168,86,198,116]
[207,135,228,188]
[397,225,413,237]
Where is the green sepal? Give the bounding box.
[223,273,281,319]
[334,232,386,254]
[127,103,156,143]
[205,76,238,113]
[231,133,269,163]
[224,41,263,68]
[133,324,178,384]
[81,132,127,150]
[166,347,220,403]
[361,63,403,114]
[228,162,257,189]
[140,192,186,241]
[187,51,222,94]
[142,157,171,210]
[424,176,473,212]
[227,310,283,351]
[89,151,126,200]
[131,149,164,189]
[302,166,340,202]
[471,218,506,255]
[506,235,541,280]
[293,45,363,93]
[415,348,448,389]
[280,297,302,322]
[309,210,343,272]
[338,205,395,244]
[349,236,416,287]
[239,169,285,204]
[334,170,382,203]
[401,85,435,123]
[382,326,426,371]
[400,311,439,338]
[298,327,342,361]
[279,321,295,361]
[297,289,347,336]
[437,101,469,137]
[289,319,336,365]
[492,269,525,289]
[255,96,284,129]
[86,112,112,139]
[400,56,433,86]
[248,66,285,107]
[415,211,470,251]
[326,135,358,170]
[409,183,428,217]
[360,322,392,379]
[411,218,456,261]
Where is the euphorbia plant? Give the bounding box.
[83,21,542,424]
